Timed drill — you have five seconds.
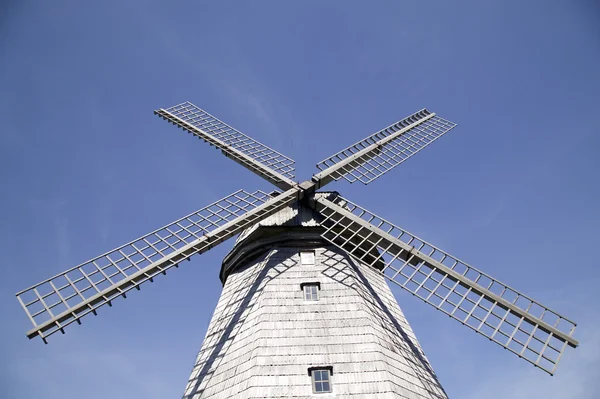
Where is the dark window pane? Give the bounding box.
[322,381,330,392]
[315,381,323,392]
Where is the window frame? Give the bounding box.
[300,250,316,265]
[308,366,333,394]
[301,282,321,301]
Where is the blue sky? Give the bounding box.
[1,1,599,398]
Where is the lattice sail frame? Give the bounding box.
[314,194,578,375]
[314,109,456,185]
[155,102,296,190]
[16,189,298,342]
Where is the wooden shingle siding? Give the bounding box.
[183,244,447,398]
[234,193,334,244]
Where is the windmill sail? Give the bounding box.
[313,193,578,374]
[155,102,296,190]
[313,109,456,188]
[16,188,299,342]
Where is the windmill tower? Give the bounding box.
[16,102,579,397]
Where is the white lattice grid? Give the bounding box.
[162,102,295,179]
[16,190,275,341]
[316,110,456,184]
[316,195,577,374]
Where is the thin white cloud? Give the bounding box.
[459,288,600,399]
[222,82,285,149]
[8,341,175,399]
[54,215,72,270]
[463,317,599,399]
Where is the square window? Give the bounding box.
[303,284,319,301]
[310,368,332,393]
[300,251,315,265]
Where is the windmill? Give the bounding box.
[16,102,579,397]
